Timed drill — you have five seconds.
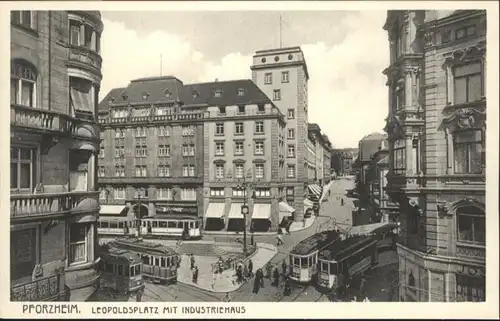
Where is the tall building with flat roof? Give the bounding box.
[250,46,311,221]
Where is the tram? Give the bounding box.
[316,235,378,291]
[107,238,180,284]
[97,215,202,240]
[288,230,341,283]
[99,244,145,295]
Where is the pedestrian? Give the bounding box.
[222,292,231,302]
[243,263,249,282]
[276,234,284,246]
[341,198,344,206]
[285,222,291,235]
[328,190,331,197]
[302,218,306,228]
[190,254,195,270]
[192,266,198,284]
[281,260,287,276]
[236,264,243,284]
[359,276,366,298]
[248,259,253,278]
[273,267,280,287]
[283,279,291,296]
[250,233,255,246]
[212,272,217,289]
[252,272,261,294]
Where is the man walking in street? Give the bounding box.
[281,260,287,277]
[190,254,195,270]
[248,259,253,278]
[192,266,199,284]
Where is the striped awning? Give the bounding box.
[252,204,271,220]
[99,205,128,215]
[205,202,225,219]
[228,203,244,219]
[308,184,322,197]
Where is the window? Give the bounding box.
[215,164,224,178]
[257,104,265,113]
[11,61,37,107]
[69,20,81,46]
[238,105,245,114]
[134,188,148,199]
[115,166,125,177]
[159,126,171,136]
[454,130,483,174]
[288,129,295,139]
[456,25,476,40]
[442,28,452,44]
[287,164,296,178]
[235,141,244,156]
[214,90,223,98]
[288,144,296,157]
[98,166,106,177]
[215,123,224,135]
[218,106,226,115]
[395,83,405,110]
[237,88,245,96]
[135,147,147,158]
[255,188,270,197]
[135,127,147,137]
[454,63,482,104]
[210,188,225,197]
[235,122,244,135]
[158,165,170,177]
[181,125,195,136]
[255,141,264,155]
[159,145,171,157]
[215,142,225,156]
[113,109,127,119]
[135,165,147,177]
[182,165,189,177]
[273,89,281,101]
[457,205,485,244]
[255,121,264,134]
[11,11,33,29]
[99,143,105,158]
[393,139,406,174]
[264,73,272,84]
[99,189,107,200]
[115,147,125,158]
[69,77,95,117]
[113,187,126,199]
[69,224,89,265]
[189,165,195,177]
[288,109,295,119]
[181,188,197,201]
[235,164,244,178]
[233,188,244,197]
[158,188,172,200]
[182,145,190,156]
[10,147,36,191]
[255,164,264,179]
[456,275,485,302]
[282,71,289,83]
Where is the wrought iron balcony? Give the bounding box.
[11,272,65,301]
[11,191,100,223]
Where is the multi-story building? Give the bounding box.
[98,76,204,226]
[202,80,286,233]
[308,123,325,186]
[10,10,103,301]
[322,134,333,184]
[251,46,311,222]
[383,10,486,301]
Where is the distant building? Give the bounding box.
[10,10,103,301]
[357,132,388,186]
[383,10,486,302]
[331,148,357,176]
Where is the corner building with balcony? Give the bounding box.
[383,10,486,302]
[251,47,311,222]
[10,10,103,301]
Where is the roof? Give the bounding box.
[291,230,340,256]
[99,245,142,265]
[99,78,274,112]
[359,133,388,162]
[109,237,178,256]
[319,235,376,261]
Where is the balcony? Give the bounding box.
[11,272,66,301]
[68,45,102,73]
[11,104,99,142]
[99,112,204,126]
[204,107,285,121]
[98,176,203,185]
[11,191,100,223]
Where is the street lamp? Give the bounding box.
[236,170,254,257]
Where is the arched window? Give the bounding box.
[457,205,485,244]
[11,60,37,107]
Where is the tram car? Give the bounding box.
[99,244,145,295]
[288,230,341,283]
[97,215,202,240]
[108,238,180,284]
[317,235,378,291]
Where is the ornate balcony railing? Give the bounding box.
[11,273,63,301]
[69,45,102,71]
[204,107,284,120]
[11,104,99,140]
[11,191,100,222]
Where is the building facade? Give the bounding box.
[202,80,286,232]
[98,76,204,226]
[10,10,103,301]
[383,10,486,302]
[251,46,310,221]
[322,134,333,184]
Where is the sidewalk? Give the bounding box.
[289,216,315,233]
[177,242,277,293]
[319,180,336,204]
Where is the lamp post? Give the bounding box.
[236,170,253,257]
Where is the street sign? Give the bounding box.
[241,205,249,215]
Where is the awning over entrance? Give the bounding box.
[204,202,225,219]
[308,184,322,197]
[304,199,314,209]
[252,204,271,220]
[99,205,128,215]
[279,201,294,223]
[228,203,244,219]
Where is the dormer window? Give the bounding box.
[108,96,115,103]
[164,89,172,99]
[214,90,223,98]
[218,106,226,115]
[122,94,128,101]
[238,105,245,114]
[237,88,246,96]
[257,104,265,112]
[192,91,199,99]
[142,92,149,100]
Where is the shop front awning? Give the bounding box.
[308,184,322,197]
[279,202,294,223]
[99,205,128,215]
[204,202,226,219]
[303,198,314,209]
[252,204,271,220]
[228,203,244,219]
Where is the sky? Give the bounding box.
[99,10,390,149]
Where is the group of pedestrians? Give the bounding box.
[235,258,253,284]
